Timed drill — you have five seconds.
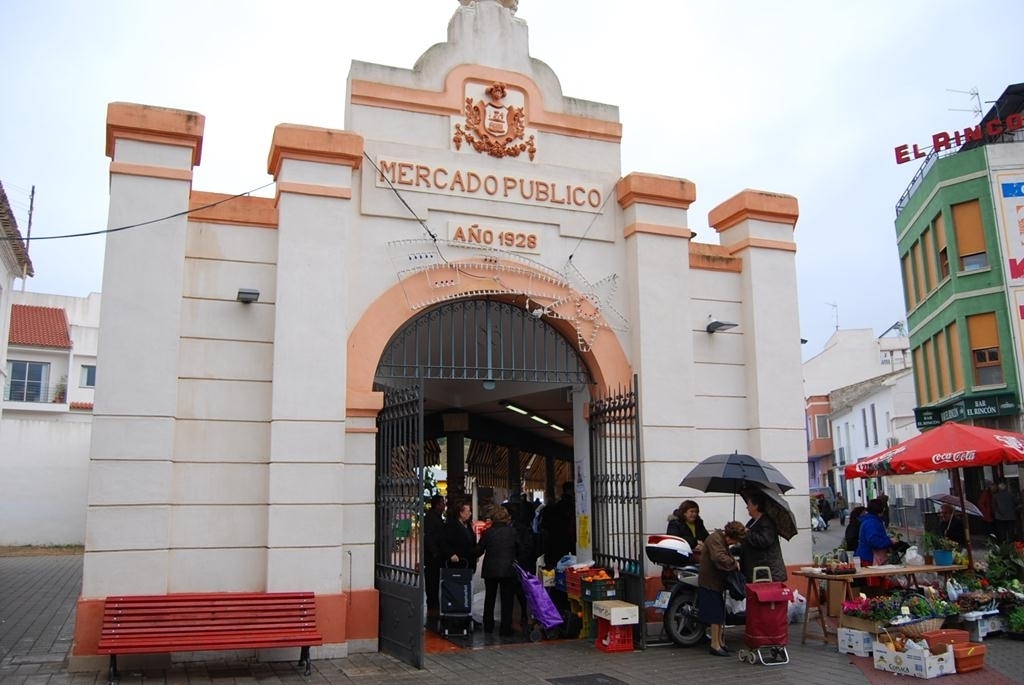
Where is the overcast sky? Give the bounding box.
[2,0,1018,358]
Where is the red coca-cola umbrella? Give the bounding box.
[845,422,1024,567]
[844,422,1024,480]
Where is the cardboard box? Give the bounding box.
[591,600,639,626]
[837,627,873,657]
[873,641,956,679]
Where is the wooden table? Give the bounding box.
[793,564,967,644]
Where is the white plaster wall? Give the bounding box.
[0,418,90,545]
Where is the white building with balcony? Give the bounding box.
[0,291,99,545]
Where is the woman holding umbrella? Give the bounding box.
[740,489,788,582]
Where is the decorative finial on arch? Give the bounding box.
[458,0,519,13]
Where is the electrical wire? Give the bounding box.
[0,182,275,242]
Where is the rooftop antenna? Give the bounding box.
[946,87,982,118]
[827,302,839,331]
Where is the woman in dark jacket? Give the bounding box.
[473,505,519,636]
[666,499,709,560]
[844,506,867,552]
[740,489,787,582]
[697,521,747,656]
[442,499,477,567]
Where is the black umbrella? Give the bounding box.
[679,451,795,494]
[749,483,798,541]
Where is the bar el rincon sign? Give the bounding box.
[914,393,1020,429]
[894,112,1024,164]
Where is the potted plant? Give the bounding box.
[918,532,937,565]
[932,537,958,566]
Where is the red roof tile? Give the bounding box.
[9,304,71,348]
[70,401,93,411]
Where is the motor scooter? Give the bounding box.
[645,534,746,646]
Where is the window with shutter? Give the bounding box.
[952,200,986,271]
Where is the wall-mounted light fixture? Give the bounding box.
[237,288,260,304]
[706,317,738,333]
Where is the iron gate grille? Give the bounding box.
[377,299,590,384]
[589,376,644,646]
[375,384,425,669]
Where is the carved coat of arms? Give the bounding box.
[454,82,536,160]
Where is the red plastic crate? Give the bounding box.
[595,617,633,652]
[566,567,604,598]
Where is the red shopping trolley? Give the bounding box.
[737,566,792,666]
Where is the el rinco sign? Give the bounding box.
[895,113,1024,164]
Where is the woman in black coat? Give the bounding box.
[442,499,477,567]
[473,505,519,636]
[844,506,867,551]
[740,489,787,582]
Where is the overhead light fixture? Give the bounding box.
[237,288,260,304]
[499,400,567,434]
[706,318,738,333]
[501,401,529,415]
[482,379,496,391]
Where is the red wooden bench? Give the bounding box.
[97,591,323,684]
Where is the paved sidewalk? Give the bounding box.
[2,553,1023,684]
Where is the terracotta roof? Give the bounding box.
[9,304,71,348]
[0,180,34,277]
[70,401,93,411]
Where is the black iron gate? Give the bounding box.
[375,384,425,668]
[589,375,645,647]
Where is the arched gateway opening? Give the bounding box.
[348,263,641,668]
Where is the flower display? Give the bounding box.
[842,595,904,622]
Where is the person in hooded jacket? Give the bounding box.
[844,505,867,552]
[666,499,709,561]
[474,505,519,636]
[740,489,787,582]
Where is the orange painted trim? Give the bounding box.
[345,589,379,640]
[622,222,694,240]
[345,426,378,434]
[347,390,385,419]
[106,102,205,166]
[276,182,353,201]
[189,192,279,228]
[72,598,104,655]
[315,593,347,644]
[350,64,622,142]
[267,125,364,178]
[707,189,799,233]
[725,237,797,254]
[109,161,193,182]
[689,242,742,273]
[615,173,696,210]
[347,261,633,407]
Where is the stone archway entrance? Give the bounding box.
[372,298,591,667]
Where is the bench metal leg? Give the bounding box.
[107,654,117,685]
[299,645,311,676]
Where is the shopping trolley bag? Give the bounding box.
[513,562,564,635]
[439,562,474,636]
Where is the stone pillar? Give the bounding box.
[616,172,697,531]
[265,124,363,593]
[83,103,204,596]
[442,412,468,498]
[708,189,803,458]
